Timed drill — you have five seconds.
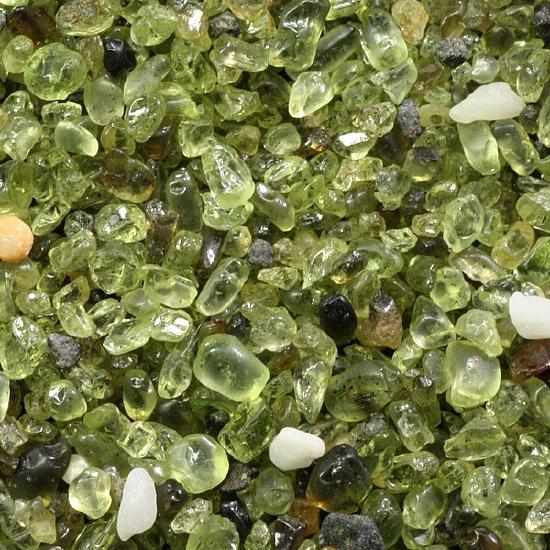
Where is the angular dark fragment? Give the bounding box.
[7,437,72,499]
[306,444,371,513]
[300,128,332,157]
[209,10,242,39]
[55,504,85,548]
[288,498,320,537]
[534,3,550,46]
[273,515,306,550]
[220,499,252,540]
[248,239,274,267]
[436,37,469,68]
[221,462,259,493]
[332,251,365,282]
[356,290,403,350]
[518,104,539,134]
[397,98,422,140]
[103,37,137,76]
[484,25,515,57]
[371,127,409,165]
[414,235,449,257]
[201,228,224,271]
[48,334,82,369]
[413,146,441,164]
[30,233,60,261]
[316,513,384,550]
[156,479,187,517]
[144,199,178,263]
[7,380,22,418]
[89,288,108,304]
[205,410,230,436]
[150,399,201,435]
[0,447,18,476]
[319,294,357,345]
[443,488,478,541]
[509,339,550,383]
[9,6,56,45]
[296,210,339,231]
[226,311,251,340]
[141,118,178,161]
[401,187,426,219]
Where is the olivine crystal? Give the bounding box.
[24,43,87,100]
[193,334,270,402]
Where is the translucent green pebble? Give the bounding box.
[201,139,255,209]
[195,257,249,316]
[443,194,485,253]
[325,360,401,421]
[243,303,297,352]
[492,119,538,176]
[46,379,88,421]
[455,309,502,357]
[165,434,229,494]
[501,458,549,506]
[95,204,147,243]
[24,43,88,101]
[186,515,239,550]
[402,483,446,529]
[68,467,112,519]
[54,121,98,156]
[142,265,197,309]
[526,500,550,533]
[269,0,329,71]
[2,35,34,74]
[360,9,408,71]
[218,398,274,462]
[125,94,167,143]
[103,318,151,355]
[445,341,501,409]
[458,122,501,176]
[461,467,501,518]
[130,4,176,47]
[83,76,124,126]
[444,417,506,461]
[387,400,434,452]
[55,0,113,36]
[410,296,456,350]
[253,467,294,515]
[0,316,47,379]
[289,72,334,118]
[122,369,158,421]
[193,334,270,402]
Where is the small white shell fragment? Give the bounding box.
[509,292,550,340]
[449,82,526,124]
[269,427,326,471]
[116,467,158,542]
[62,454,90,484]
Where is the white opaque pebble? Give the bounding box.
[269,427,326,471]
[449,82,526,124]
[509,292,550,340]
[117,467,158,542]
[62,454,90,484]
